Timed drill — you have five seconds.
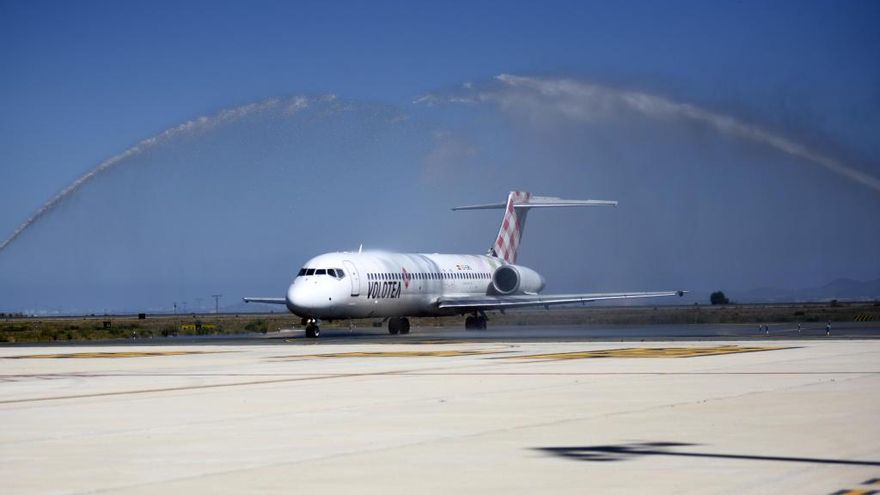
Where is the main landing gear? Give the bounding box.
[464,314,488,330]
[388,317,410,335]
[303,318,320,338]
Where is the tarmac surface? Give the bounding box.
[14,321,876,347]
[2,325,879,494]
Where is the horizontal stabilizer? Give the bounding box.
[242,297,287,305]
[452,195,617,211]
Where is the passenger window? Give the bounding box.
[306,268,315,276]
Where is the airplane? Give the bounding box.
[244,191,685,338]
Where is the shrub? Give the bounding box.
[710,291,730,305]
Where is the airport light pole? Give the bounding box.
[212,294,222,315]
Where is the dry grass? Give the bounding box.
[1,302,877,344]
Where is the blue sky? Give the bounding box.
[1,0,879,312]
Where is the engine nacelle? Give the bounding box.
[490,264,546,295]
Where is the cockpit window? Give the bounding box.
[300,267,346,278]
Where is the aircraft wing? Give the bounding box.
[242,297,287,305]
[437,290,685,310]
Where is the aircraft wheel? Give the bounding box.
[388,318,400,335]
[305,324,320,338]
[465,316,487,330]
[400,318,410,335]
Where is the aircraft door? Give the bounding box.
[343,260,360,296]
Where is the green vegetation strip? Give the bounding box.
[1,301,877,343]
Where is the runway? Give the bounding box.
[2,332,879,494]
[271,321,880,343]
[20,321,876,347]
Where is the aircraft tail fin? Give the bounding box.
[453,191,617,263]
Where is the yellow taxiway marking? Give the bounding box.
[5,351,229,359]
[283,350,498,359]
[508,345,791,361]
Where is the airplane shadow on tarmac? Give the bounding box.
[535,442,880,466]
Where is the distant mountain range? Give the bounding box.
[730,278,880,303]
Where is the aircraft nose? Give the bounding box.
[286,280,332,316]
[286,283,305,314]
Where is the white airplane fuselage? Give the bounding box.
[286,251,542,320]
[246,191,684,337]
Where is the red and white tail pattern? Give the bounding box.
[492,191,531,264]
[453,190,617,264]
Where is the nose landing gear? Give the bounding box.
[303,318,320,338]
[388,317,410,335]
